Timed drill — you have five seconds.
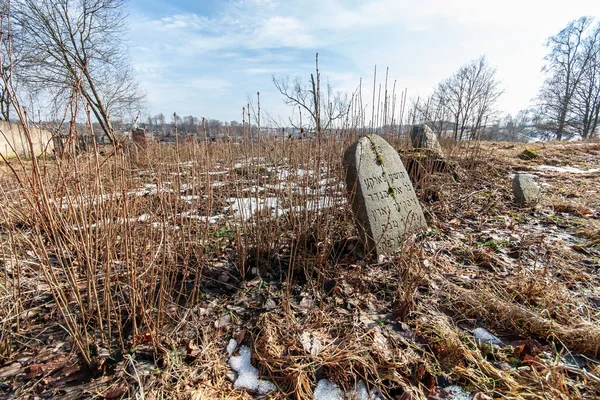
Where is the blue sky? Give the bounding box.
[128,0,599,124]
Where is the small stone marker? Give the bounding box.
[343,134,427,256]
[132,128,148,149]
[410,124,443,157]
[512,174,541,205]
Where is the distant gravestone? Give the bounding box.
[512,174,541,205]
[410,124,443,157]
[343,134,427,256]
[132,128,148,149]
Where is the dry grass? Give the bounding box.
[0,135,599,399]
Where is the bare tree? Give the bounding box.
[11,0,144,145]
[433,56,503,141]
[571,22,600,138]
[0,0,21,121]
[490,110,533,141]
[273,53,350,135]
[409,94,450,137]
[537,17,596,140]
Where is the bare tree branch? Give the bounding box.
[11,0,145,146]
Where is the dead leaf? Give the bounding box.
[233,331,245,345]
[215,313,231,329]
[103,383,127,399]
[300,331,322,356]
[186,340,201,360]
[133,331,154,345]
[522,354,545,370]
[25,364,45,380]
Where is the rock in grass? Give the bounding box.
[473,328,503,346]
[343,134,427,257]
[512,174,541,205]
[410,124,444,158]
[518,148,539,160]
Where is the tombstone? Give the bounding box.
[131,128,148,149]
[512,174,541,205]
[343,134,427,256]
[410,124,443,157]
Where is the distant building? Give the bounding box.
[0,120,55,158]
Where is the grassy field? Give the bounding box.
[0,135,599,399]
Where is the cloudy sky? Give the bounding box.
[128,0,599,124]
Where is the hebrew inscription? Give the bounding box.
[343,134,427,256]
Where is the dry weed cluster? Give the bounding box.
[0,133,599,399]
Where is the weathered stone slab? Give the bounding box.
[410,124,443,157]
[343,134,427,256]
[512,174,541,205]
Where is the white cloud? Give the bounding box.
[252,16,315,48]
[189,78,232,91]
[129,0,600,121]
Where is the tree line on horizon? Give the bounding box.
[0,0,598,144]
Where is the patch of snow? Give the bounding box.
[178,212,223,224]
[226,197,282,219]
[151,222,180,231]
[294,187,319,196]
[318,178,339,186]
[536,165,600,174]
[226,339,237,356]
[135,214,151,222]
[73,214,151,231]
[277,169,291,180]
[180,195,202,202]
[355,381,383,400]
[289,197,347,214]
[442,385,472,400]
[130,186,174,197]
[228,345,276,395]
[242,186,265,194]
[264,183,289,190]
[223,195,346,221]
[313,380,343,400]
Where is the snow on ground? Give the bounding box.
[442,385,473,400]
[177,212,223,223]
[73,214,151,231]
[227,340,276,395]
[313,380,343,400]
[205,170,229,176]
[535,165,600,174]
[226,340,384,399]
[225,196,346,220]
[355,381,383,400]
[179,195,203,203]
[225,197,283,219]
[311,379,382,400]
